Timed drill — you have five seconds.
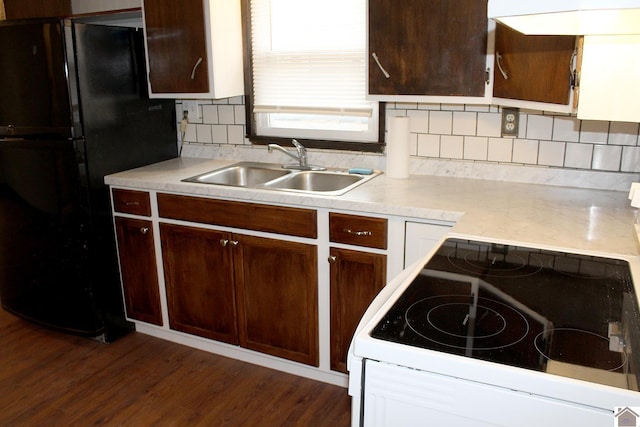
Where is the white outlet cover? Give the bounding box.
[183,101,200,120]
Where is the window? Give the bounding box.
[243,0,384,152]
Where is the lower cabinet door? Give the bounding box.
[234,234,319,366]
[330,247,386,373]
[160,223,238,344]
[115,217,162,325]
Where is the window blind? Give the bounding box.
[249,0,373,118]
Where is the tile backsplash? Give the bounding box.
[177,98,640,191]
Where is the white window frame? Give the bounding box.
[246,0,382,148]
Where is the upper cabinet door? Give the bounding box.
[368,0,488,99]
[142,0,244,99]
[493,23,576,107]
[143,0,209,94]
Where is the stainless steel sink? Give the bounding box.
[183,162,291,187]
[182,162,381,195]
[264,171,365,194]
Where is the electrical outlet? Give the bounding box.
[182,100,199,120]
[501,108,519,137]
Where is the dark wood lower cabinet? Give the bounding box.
[114,217,162,326]
[330,247,386,373]
[160,223,319,366]
[235,234,319,366]
[160,223,238,344]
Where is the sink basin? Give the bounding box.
[183,162,291,187]
[182,162,381,195]
[264,171,364,194]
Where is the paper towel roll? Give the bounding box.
[386,116,410,178]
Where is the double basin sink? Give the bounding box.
[182,162,381,196]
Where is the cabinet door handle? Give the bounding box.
[230,240,239,247]
[124,201,140,206]
[328,255,337,263]
[371,52,390,79]
[140,227,149,235]
[220,239,229,247]
[496,52,509,80]
[190,57,203,80]
[343,228,372,236]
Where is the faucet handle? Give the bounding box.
[291,139,307,166]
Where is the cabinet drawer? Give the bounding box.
[157,193,317,239]
[329,212,387,249]
[112,189,152,216]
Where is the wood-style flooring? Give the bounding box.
[0,309,351,426]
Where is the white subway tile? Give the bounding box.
[463,137,488,161]
[196,124,213,143]
[465,105,491,112]
[526,114,554,140]
[488,138,512,162]
[441,104,465,111]
[417,103,441,110]
[417,134,440,157]
[228,125,245,144]
[538,141,565,167]
[609,122,640,146]
[407,110,430,134]
[477,112,502,138]
[395,102,418,110]
[202,105,219,124]
[211,125,229,143]
[440,135,464,159]
[429,111,453,135]
[621,146,640,172]
[592,145,622,171]
[218,105,236,125]
[512,139,539,164]
[580,121,609,144]
[234,106,246,125]
[552,116,580,142]
[564,143,593,169]
[452,112,477,136]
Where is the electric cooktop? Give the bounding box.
[371,238,640,390]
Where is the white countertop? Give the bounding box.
[105,157,640,258]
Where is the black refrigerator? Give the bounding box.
[0,16,178,342]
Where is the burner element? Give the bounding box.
[406,295,530,351]
[445,247,544,278]
[534,328,627,372]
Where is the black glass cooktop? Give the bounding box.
[371,238,640,390]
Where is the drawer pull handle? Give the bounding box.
[140,227,149,235]
[124,201,140,206]
[343,228,372,237]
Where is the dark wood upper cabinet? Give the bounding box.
[368,0,488,97]
[493,23,576,105]
[142,0,209,94]
[4,0,71,19]
[141,0,244,98]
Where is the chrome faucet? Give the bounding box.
[267,139,325,170]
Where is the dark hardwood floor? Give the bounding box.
[0,308,351,426]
